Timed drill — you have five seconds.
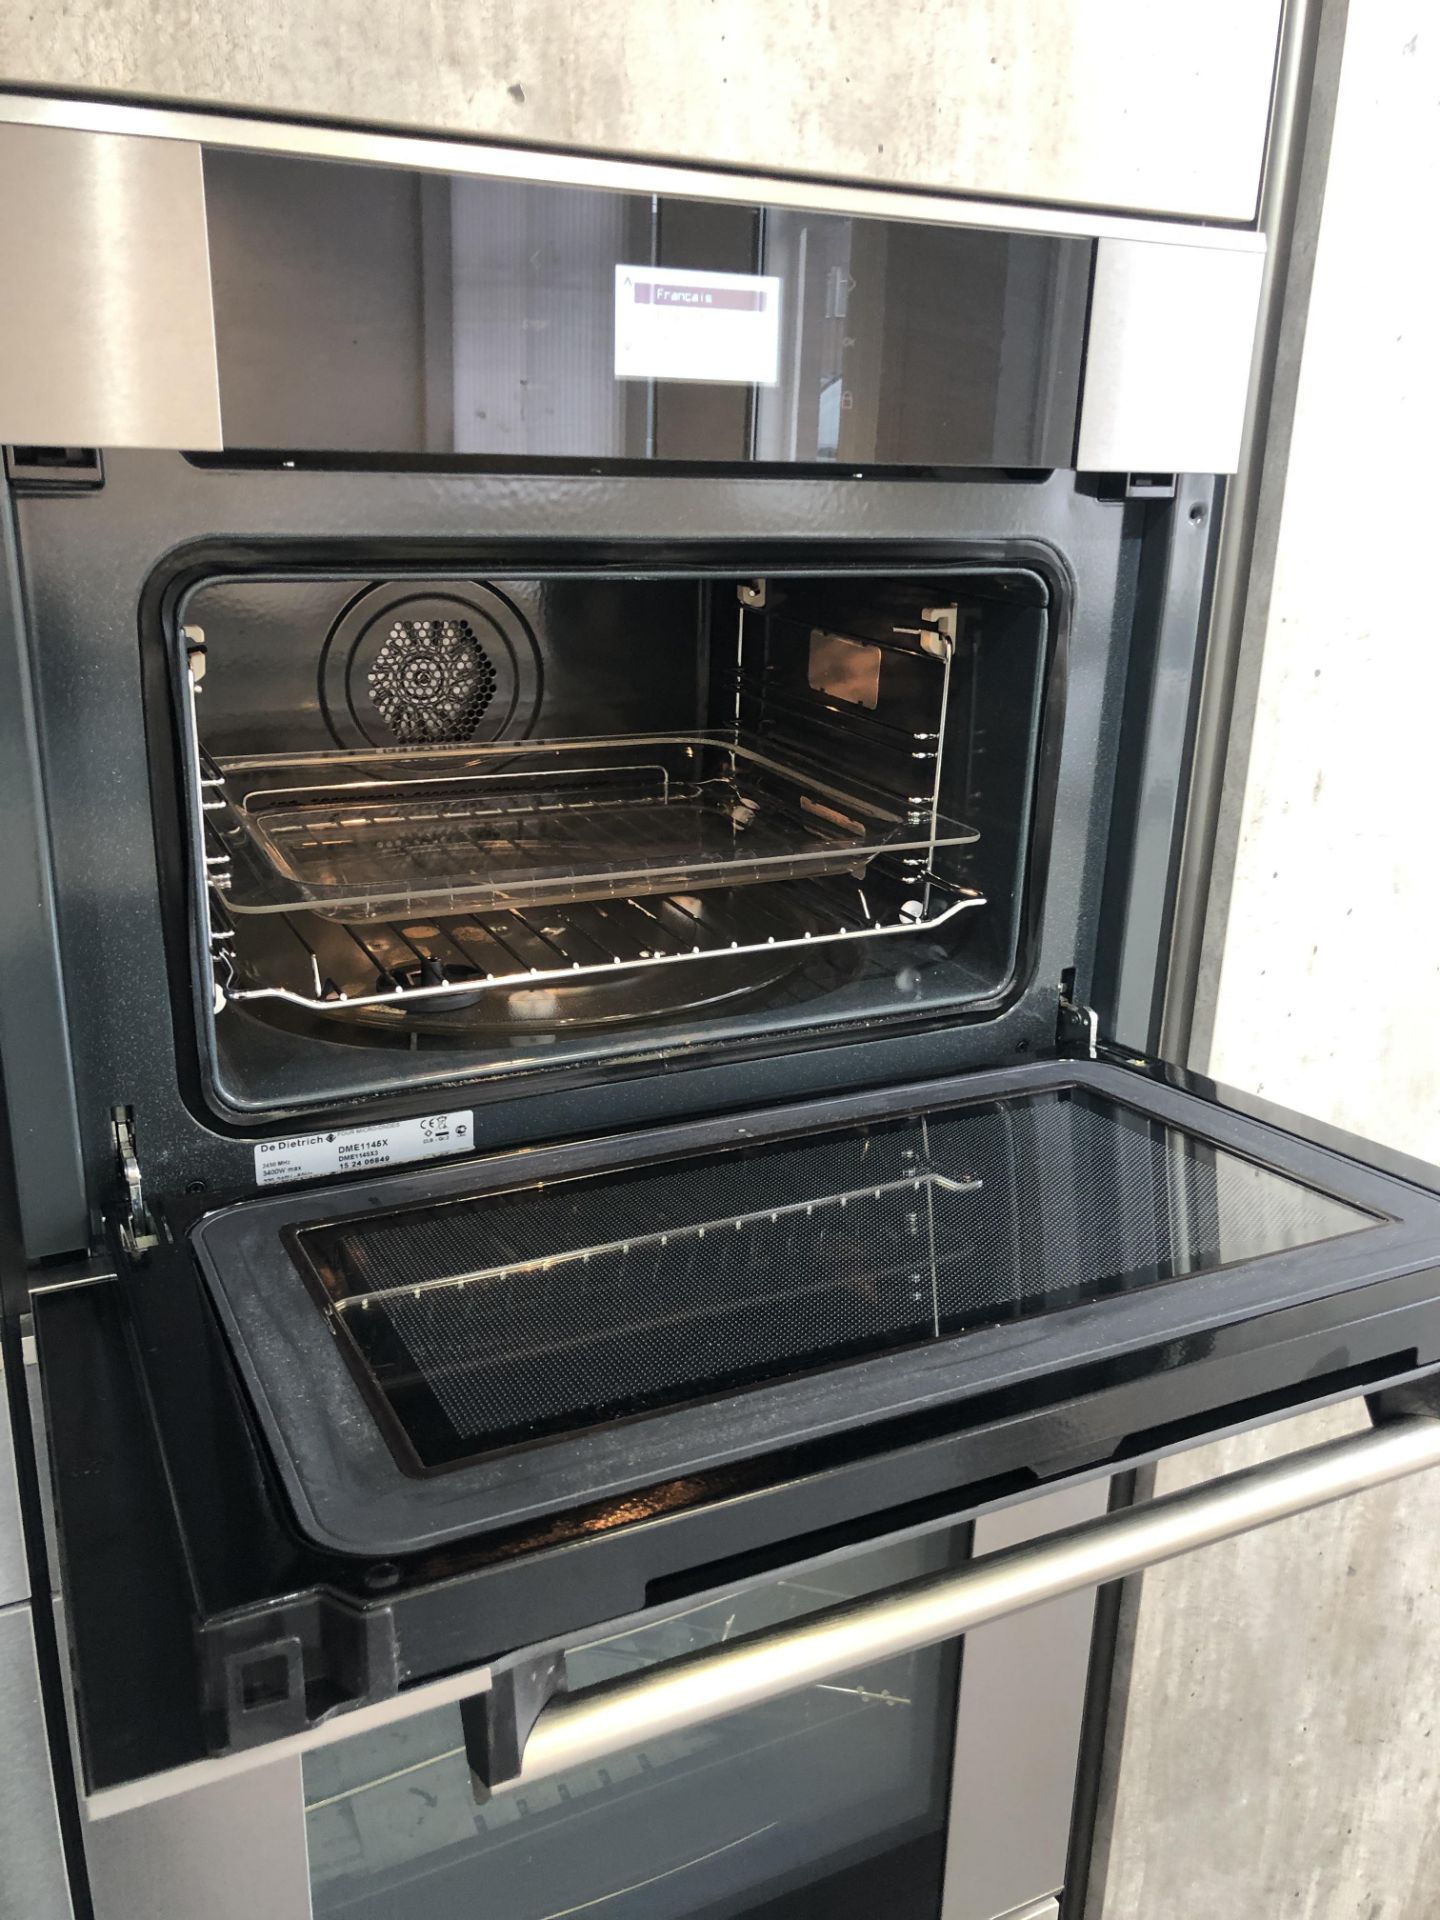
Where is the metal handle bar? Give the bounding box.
[487,1413,1440,1793]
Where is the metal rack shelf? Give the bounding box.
[214,870,986,1015]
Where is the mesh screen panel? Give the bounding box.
[289,1087,1376,1470]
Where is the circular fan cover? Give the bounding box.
[318,582,542,751]
[366,617,498,744]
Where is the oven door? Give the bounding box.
[30,1053,1440,1824]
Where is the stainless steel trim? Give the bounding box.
[1076,238,1266,475]
[505,1414,1440,1791]
[0,1605,75,1920]
[0,1348,29,1608]
[0,121,221,449]
[0,92,1268,252]
[941,1481,1109,1920]
[991,1900,1061,1920]
[82,1755,311,1920]
[26,1266,119,1299]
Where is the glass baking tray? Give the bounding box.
[206,733,978,921]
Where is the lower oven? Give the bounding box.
[304,1526,970,1920]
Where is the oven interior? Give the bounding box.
[181,564,1053,1113]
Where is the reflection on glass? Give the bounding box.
[305,1531,959,1919]
[204,150,1090,466]
[291,1087,1378,1472]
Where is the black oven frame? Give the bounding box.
[8,452,1291,1804]
[8,454,1194,1251]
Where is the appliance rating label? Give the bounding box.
[254,1111,473,1188]
[614,264,781,386]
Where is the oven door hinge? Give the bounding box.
[112,1106,158,1260]
[1057,990,1100,1058]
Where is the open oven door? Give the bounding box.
[30,1050,1440,1808]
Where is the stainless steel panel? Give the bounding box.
[1077,238,1266,474]
[1163,0,1334,1067]
[0,123,221,449]
[83,1755,309,1920]
[0,93,1272,251]
[992,1900,1060,1920]
[0,1605,74,1920]
[0,489,87,1259]
[83,1661,498,1821]
[0,1350,28,1608]
[941,1481,1109,1920]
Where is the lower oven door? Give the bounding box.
[304,1524,974,1920]
[62,1415,1440,1920]
[29,1053,1440,1817]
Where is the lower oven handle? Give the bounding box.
[485,1410,1440,1793]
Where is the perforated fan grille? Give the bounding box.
[291,1088,1377,1471]
[366,618,498,744]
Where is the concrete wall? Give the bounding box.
[0,2,1281,221]
[1096,8,1440,1915]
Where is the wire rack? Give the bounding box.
[212,869,987,1014]
[184,611,984,1019]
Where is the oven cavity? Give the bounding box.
[177,566,1050,1105]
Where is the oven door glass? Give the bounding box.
[303,1529,961,1920]
[188,1056,1440,1563]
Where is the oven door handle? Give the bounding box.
[471,1407,1440,1794]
